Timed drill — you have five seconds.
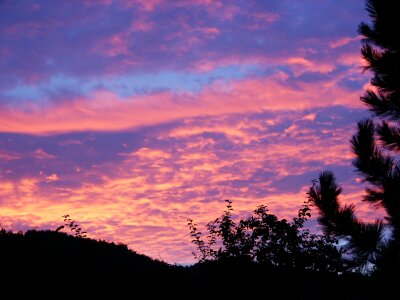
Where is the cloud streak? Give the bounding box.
[0,69,366,134]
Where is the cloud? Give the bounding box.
[0,0,377,265]
[0,70,366,135]
[33,148,57,159]
[0,107,377,264]
[45,173,59,182]
[0,150,20,161]
[329,36,360,49]
[0,0,366,88]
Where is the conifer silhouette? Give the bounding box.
[308,0,400,272]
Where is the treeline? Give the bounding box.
[0,226,382,298]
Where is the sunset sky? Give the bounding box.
[0,0,380,264]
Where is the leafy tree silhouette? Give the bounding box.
[308,0,400,273]
[59,214,87,238]
[188,200,343,272]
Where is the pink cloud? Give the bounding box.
[95,33,132,57]
[2,22,45,37]
[124,147,171,160]
[58,139,83,146]
[84,0,113,6]
[286,57,336,76]
[122,0,163,11]
[329,36,360,49]
[192,27,220,38]
[0,151,20,161]
[246,12,279,30]
[0,72,365,135]
[130,19,155,32]
[253,12,279,23]
[33,148,56,159]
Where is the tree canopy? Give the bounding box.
[188,200,343,272]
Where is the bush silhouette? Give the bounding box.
[188,200,343,272]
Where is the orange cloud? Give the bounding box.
[0,170,375,264]
[45,173,59,182]
[1,109,377,264]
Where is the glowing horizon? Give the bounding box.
[0,0,381,264]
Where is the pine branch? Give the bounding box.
[360,90,400,120]
[377,122,400,151]
[358,0,400,50]
[308,171,351,237]
[351,119,393,188]
[308,171,383,267]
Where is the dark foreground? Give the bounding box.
[0,229,390,298]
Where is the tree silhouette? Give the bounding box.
[188,200,343,272]
[60,214,87,238]
[308,0,400,273]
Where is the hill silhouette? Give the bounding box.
[0,228,175,296]
[0,226,384,298]
[0,228,167,272]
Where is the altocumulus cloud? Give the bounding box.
[0,0,379,264]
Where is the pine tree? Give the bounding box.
[308,0,400,273]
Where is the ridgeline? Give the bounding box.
[0,228,382,298]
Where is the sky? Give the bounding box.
[0,0,382,264]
